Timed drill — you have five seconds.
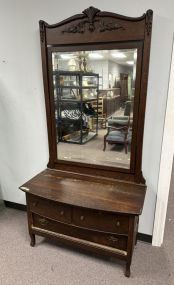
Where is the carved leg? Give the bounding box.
[103,137,106,151]
[124,142,128,154]
[125,262,131,277]
[30,233,35,247]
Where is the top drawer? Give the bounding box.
[28,195,71,224]
[72,207,129,235]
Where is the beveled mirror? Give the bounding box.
[40,7,152,182]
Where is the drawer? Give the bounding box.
[32,214,127,252]
[72,207,129,235]
[28,195,71,224]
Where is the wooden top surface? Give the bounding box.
[20,169,146,215]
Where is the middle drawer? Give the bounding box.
[72,207,129,235]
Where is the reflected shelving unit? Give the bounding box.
[53,70,99,144]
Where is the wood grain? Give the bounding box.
[20,169,146,215]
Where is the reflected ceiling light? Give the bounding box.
[127,61,134,65]
[88,53,104,59]
[134,52,137,60]
[111,52,126,59]
[60,54,73,60]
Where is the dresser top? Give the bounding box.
[20,168,146,215]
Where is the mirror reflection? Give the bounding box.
[52,49,137,168]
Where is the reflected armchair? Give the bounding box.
[103,125,131,154]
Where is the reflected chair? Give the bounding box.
[103,124,131,154]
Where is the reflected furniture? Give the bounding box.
[92,95,121,128]
[54,70,99,144]
[19,6,153,277]
[103,95,121,118]
[107,100,131,127]
[103,125,131,154]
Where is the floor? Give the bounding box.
[0,173,173,285]
[58,128,131,169]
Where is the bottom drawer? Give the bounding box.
[33,214,127,252]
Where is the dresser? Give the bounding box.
[19,6,152,278]
[20,169,146,277]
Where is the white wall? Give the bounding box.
[152,40,174,246]
[0,0,174,235]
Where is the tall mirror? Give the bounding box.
[40,7,152,181]
[51,48,137,169]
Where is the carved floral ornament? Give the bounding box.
[62,6,125,34]
[39,7,153,42]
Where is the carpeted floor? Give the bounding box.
[0,175,174,285]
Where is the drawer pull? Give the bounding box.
[60,210,64,216]
[116,221,120,227]
[38,218,48,226]
[80,215,85,221]
[109,236,119,243]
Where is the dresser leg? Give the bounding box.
[125,263,131,277]
[30,234,35,247]
[135,233,138,245]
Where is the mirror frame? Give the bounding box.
[39,6,153,183]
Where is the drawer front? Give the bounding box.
[28,195,71,224]
[33,214,127,251]
[72,207,129,234]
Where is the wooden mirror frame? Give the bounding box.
[39,6,153,183]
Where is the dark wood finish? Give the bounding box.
[20,168,146,276]
[72,207,129,234]
[19,7,152,278]
[29,195,71,224]
[4,200,152,243]
[20,169,146,215]
[39,7,153,182]
[33,214,128,251]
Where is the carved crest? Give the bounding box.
[83,6,100,23]
[62,6,124,34]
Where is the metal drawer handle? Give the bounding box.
[60,210,64,216]
[109,236,119,243]
[38,218,48,226]
[116,221,120,227]
[80,215,85,221]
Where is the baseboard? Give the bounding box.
[4,201,152,243]
[4,200,27,211]
[137,233,152,243]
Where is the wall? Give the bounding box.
[89,59,133,89]
[0,0,174,235]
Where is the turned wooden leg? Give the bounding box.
[103,137,106,151]
[125,262,131,277]
[30,233,35,247]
